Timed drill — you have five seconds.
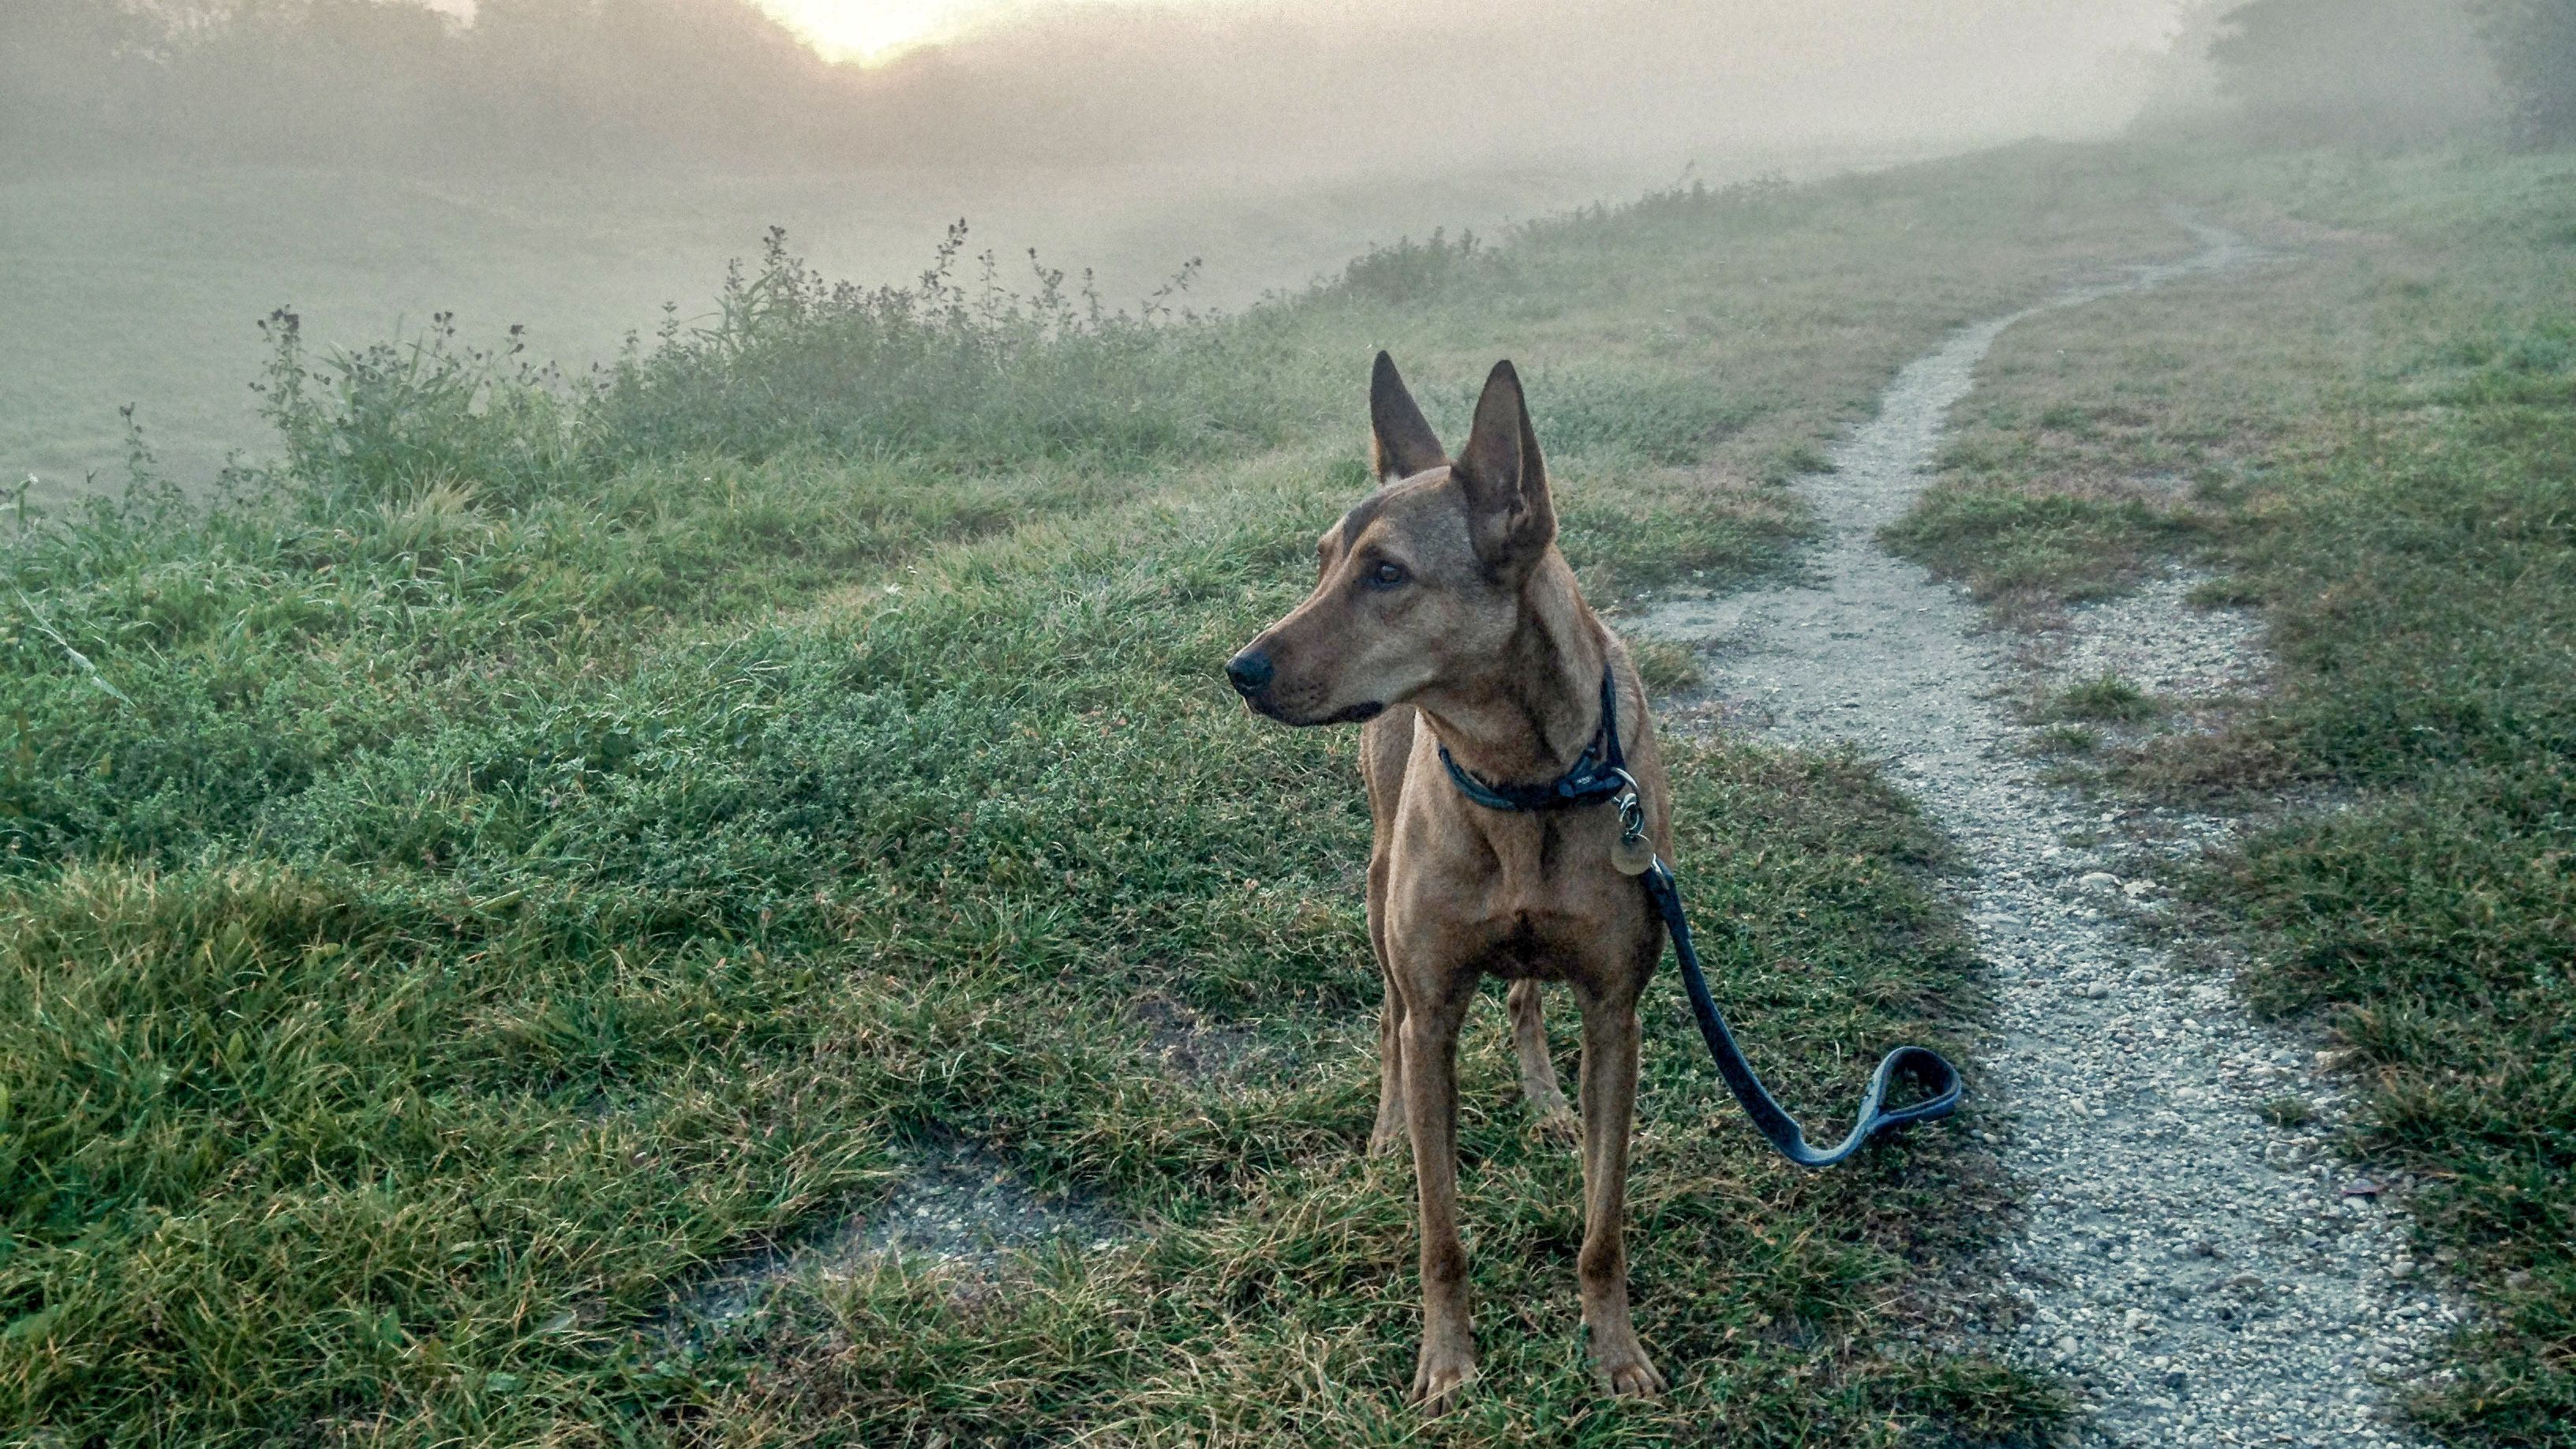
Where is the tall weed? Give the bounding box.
[590,225,1301,467]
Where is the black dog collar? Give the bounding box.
[1436,665,1633,812]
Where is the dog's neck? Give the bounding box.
[1412,551,1612,788]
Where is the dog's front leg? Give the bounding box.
[1574,981,1664,1397]
[1401,976,1477,1410]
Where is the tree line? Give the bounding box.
[3,0,974,169]
[2206,0,2573,147]
[5,0,2570,174]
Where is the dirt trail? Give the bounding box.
[1636,223,2462,1446]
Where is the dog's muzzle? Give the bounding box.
[1226,646,1381,725]
[1224,647,1275,697]
[1225,646,1294,721]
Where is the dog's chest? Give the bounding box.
[1384,804,1633,979]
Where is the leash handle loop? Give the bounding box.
[1644,859,1962,1167]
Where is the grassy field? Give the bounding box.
[0,146,2216,1446]
[1892,144,2576,1446]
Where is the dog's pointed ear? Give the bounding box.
[1369,351,1445,483]
[1452,360,1554,571]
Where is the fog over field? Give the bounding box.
[4,0,2218,497]
[1,159,1703,495]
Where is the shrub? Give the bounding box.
[253,307,580,515]
[586,225,1299,468]
[1333,227,1486,305]
[2208,0,2499,144]
[2474,0,2576,145]
[2052,672,2158,724]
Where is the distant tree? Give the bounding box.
[465,0,857,162]
[2125,1,2239,129]
[149,0,468,165]
[0,0,159,163]
[2208,0,2500,144]
[2472,0,2576,143]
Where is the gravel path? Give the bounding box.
[1634,223,2462,1446]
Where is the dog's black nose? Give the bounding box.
[1226,648,1275,696]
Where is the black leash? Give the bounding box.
[1642,857,1961,1165]
[1439,661,1962,1168]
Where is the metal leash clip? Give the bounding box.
[1609,767,1653,876]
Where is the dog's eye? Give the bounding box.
[1368,561,1409,590]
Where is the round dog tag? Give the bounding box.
[1612,830,1655,876]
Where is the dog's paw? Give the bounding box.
[1532,1105,1581,1146]
[1409,1345,1477,1413]
[1366,1123,1410,1158]
[1589,1334,1665,1398]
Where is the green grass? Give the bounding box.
[2028,724,2103,758]
[1883,489,2212,621]
[2046,673,2158,725]
[0,148,2216,1443]
[1888,143,2576,1447]
[2257,1095,2318,1129]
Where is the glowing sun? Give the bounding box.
[753,0,1039,63]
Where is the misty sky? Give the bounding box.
[402,1,2211,146]
[758,0,2191,72]
[425,0,1247,62]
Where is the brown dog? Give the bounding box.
[1226,354,1672,1409]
